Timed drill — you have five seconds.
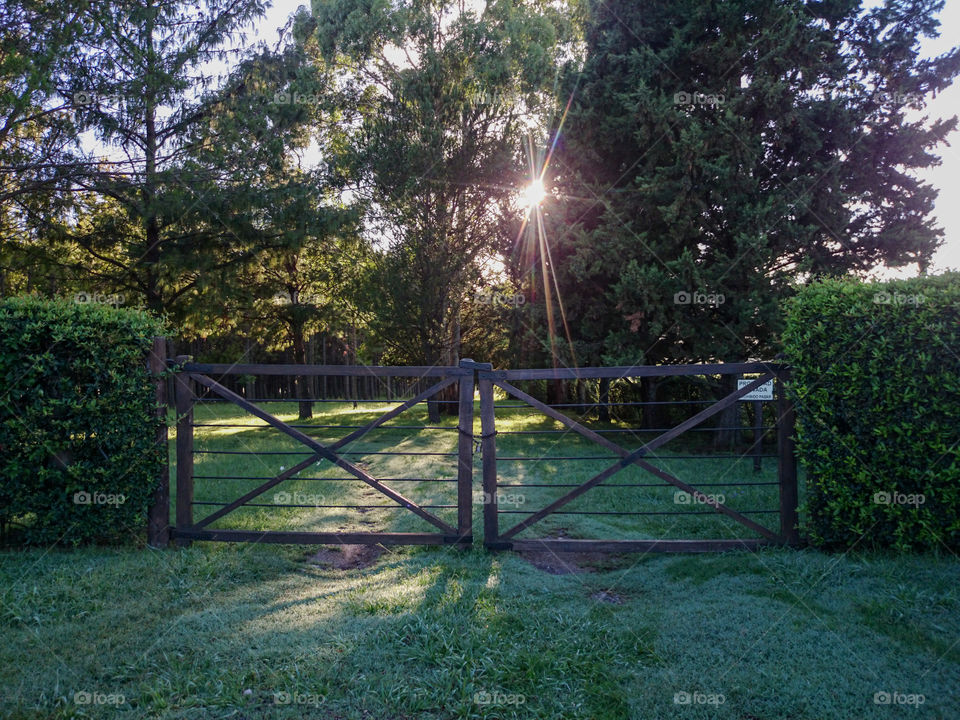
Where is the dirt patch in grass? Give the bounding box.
[514,531,640,574]
[591,590,624,604]
[515,548,605,574]
[307,544,385,570]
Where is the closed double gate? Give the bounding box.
[152,354,799,553]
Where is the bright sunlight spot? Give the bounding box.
[522,178,547,208]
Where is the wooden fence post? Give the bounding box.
[147,337,170,548]
[477,368,502,549]
[456,360,477,545]
[776,369,800,545]
[174,355,194,548]
[752,399,763,473]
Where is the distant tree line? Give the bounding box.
[2,0,957,420]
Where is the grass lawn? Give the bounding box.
[2,397,958,719]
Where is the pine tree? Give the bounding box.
[18,0,320,325]
[542,0,960,378]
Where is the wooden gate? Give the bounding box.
[152,354,800,553]
[168,359,477,547]
[476,362,799,553]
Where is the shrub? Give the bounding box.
[783,273,960,551]
[0,297,166,545]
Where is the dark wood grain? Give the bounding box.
[147,337,170,548]
[456,364,476,543]
[777,371,800,544]
[480,361,784,381]
[174,529,462,545]
[173,356,194,548]
[478,378,499,547]
[180,363,470,377]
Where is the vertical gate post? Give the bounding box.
[477,368,502,549]
[147,337,170,548]
[173,356,194,548]
[752,399,763,473]
[456,360,477,545]
[776,369,800,545]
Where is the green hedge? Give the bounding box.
[783,273,960,551]
[0,297,166,545]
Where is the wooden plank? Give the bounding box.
[481,361,784,381]
[509,538,774,553]
[188,373,456,534]
[456,365,475,542]
[180,362,470,377]
[147,337,170,548]
[478,378,499,547]
[173,358,194,548]
[495,375,780,541]
[777,371,800,544]
[173,529,464,545]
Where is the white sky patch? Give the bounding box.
[860,0,960,274]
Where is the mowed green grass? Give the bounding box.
[1,397,958,719]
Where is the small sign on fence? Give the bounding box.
[738,378,774,401]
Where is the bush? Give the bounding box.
[783,273,960,551]
[0,297,166,545]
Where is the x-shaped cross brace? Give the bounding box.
[491,373,781,541]
[187,373,459,535]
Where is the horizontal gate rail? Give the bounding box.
[484,361,784,380]
[180,362,472,377]
[175,530,467,545]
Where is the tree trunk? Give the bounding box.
[320,332,327,400]
[713,374,739,449]
[244,336,255,398]
[598,377,611,422]
[641,376,661,430]
[291,320,312,420]
[437,310,461,416]
[426,340,443,423]
[548,379,565,405]
[350,323,358,409]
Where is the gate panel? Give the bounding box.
[477,362,798,553]
[170,359,475,547]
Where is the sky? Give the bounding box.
[897,0,960,274]
[248,0,960,274]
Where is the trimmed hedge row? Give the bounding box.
[783,273,960,551]
[0,297,166,545]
